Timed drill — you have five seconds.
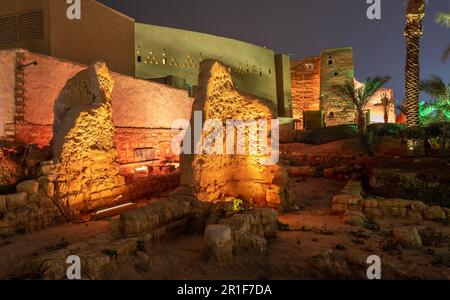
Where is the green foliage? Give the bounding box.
[367,123,406,137]
[426,123,450,156]
[332,75,391,131]
[400,126,426,141]
[419,76,450,125]
[436,11,450,28]
[302,125,358,145]
[359,131,381,156]
[400,123,450,156]
[232,198,244,212]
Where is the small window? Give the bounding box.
[334,72,339,76]
[329,112,335,119]
[137,56,142,63]
[328,59,333,66]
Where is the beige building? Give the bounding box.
[291,47,395,129]
[0,0,135,75]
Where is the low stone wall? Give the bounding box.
[114,186,206,239]
[368,161,450,208]
[282,147,366,179]
[0,180,64,237]
[332,180,450,224]
[204,208,277,265]
[0,172,180,237]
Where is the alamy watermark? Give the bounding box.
[366,255,382,279]
[171,111,280,166]
[66,255,81,280]
[366,0,381,20]
[66,0,81,20]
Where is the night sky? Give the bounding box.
[98,0,450,106]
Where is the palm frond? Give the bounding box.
[436,11,450,28]
[442,44,450,62]
[361,76,391,106]
[420,75,450,102]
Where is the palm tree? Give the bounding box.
[404,0,426,128]
[436,11,450,61]
[419,75,450,125]
[380,93,394,124]
[333,76,391,132]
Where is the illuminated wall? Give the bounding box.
[290,47,395,129]
[290,56,321,129]
[0,0,292,117]
[135,23,287,110]
[320,47,355,127]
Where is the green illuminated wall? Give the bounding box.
[135,23,284,109]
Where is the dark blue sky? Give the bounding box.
[99,0,449,105]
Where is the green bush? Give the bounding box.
[367,123,405,137]
[301,124,358,145]
[359,131,381,156]
[400,123,450,156]
[399,126,426,141]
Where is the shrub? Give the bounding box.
[359,131,381,156]
[302,124,358,145]
[400,123,450,157]
[367,123,405,137]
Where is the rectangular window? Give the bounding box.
[0,16,17,44]
[0,10,44,45]
[134,148,157,162]
[17,10,44,41]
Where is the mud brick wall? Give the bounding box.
[114,127,182,165]
[14,124,53,148]
[290,57,321,130]
[320,48,356,127]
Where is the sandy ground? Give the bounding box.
[1,178,449,280]
[104,178,450,280]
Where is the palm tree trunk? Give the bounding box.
[405,35,421,127]
[357,109,365,132]
[404,0,425,128]
[384,108,389,124]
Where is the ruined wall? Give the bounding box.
[181,60,292,211]
[46,62,120,212]
[320,48,356,127]
[290,57,321,129]
[0,50,193,168]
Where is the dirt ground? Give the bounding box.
[1,178,449,280]
[102,178,450,280]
